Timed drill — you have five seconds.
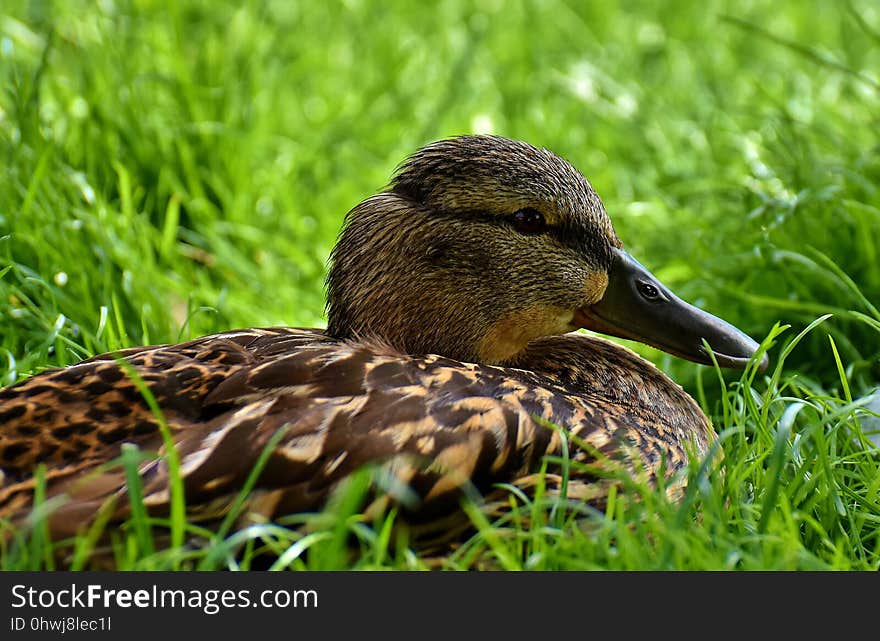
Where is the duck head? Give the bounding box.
[326,135,766,369]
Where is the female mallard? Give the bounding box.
[0,135,764,543]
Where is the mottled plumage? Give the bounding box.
[0,135,762,549]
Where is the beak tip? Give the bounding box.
[758,352,770,372]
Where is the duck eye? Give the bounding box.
[637,280,661,301]
[510,208,546,235]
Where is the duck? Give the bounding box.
[0,135,765,548]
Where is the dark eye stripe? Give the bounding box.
[545,220,614,271]
[431,209,612,270]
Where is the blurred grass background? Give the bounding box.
[1,0,879,569]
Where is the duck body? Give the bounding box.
[0,135,759,546]
[0,327,709,538]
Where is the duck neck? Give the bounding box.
[325,194,501,363]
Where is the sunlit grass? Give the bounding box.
[1,0,878,569]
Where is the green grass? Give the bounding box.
[1,0,879,570]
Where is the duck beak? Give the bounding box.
[573,248,768,370]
